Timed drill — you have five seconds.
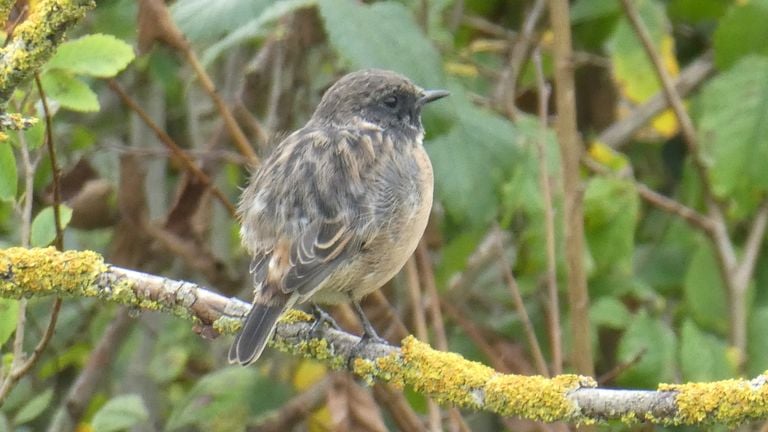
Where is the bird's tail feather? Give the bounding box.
[229,298,288,365]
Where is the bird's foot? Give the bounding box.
[309,304,340,338]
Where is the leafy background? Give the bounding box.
[1,0,767,430]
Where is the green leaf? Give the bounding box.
[318,0,443,88]
[428,98,524,225]
[606,0,671,104]
[571,0,619,23]
[172,0,273,43]
[202,0,317,65]
[0,299,19,347]
[584,176,638,275]
[47,34,135,78]
[13,388,53,424]
[590,297,631,329]
[616,311,676,388]
[668,0,727,24]
[696,55,768,218]
[30,205,73,247]
[679,319,732,382]
[748,307,768,376]
[713,0,768,70]
[166,366,290,430]
[683,240,728,334]
[0,142,16,201]
[91,394,149,432]
[40,70,100,112]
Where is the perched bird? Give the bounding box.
[229,69,449,365]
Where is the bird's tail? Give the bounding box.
[229,294,290,365]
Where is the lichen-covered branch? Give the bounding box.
[2,247,768,425]
[0,0,95,105]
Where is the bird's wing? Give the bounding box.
[238,125,385,298]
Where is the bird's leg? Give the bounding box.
[351,299,388,346]
[309,304,340,337]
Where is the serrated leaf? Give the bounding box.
[40,70,99,112]
[0,299,19,347]
[0,142,16,201]
[91,394,149,432]
[617,311,676,387]
[202,0,317,65]
[30,205,73,247]
[584,177,638,275]
[713,0,768,70]
[683,240,728,334]
[13,388,53,424]
[47,34,134,78]
[680,319,731,382]
[696,56,768,217]
[318,0,443,88]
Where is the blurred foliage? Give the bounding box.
[1,0,768,430]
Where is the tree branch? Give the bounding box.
[3,247,768,425]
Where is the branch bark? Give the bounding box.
[4,247,768,425]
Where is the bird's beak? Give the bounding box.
[418,89,450,106]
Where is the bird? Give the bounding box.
[229,69,449,365]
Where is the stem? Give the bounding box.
[547,0,594,376]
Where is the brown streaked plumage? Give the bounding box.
[229,69,449,365]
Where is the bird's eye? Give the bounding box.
[383,95,398,109]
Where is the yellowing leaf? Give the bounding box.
[588,141,628,171]
[607,0,680,138]
[292,359,327,390]
[445,62,478,78]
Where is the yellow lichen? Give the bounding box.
[279,309,314,323]
[659,374,768,425]
[0,0,95,103]
[485,373,593,421]
[0,247,106,298]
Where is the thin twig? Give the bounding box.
[35,74,63,249]
[108,79,237,218]
[532,48,563,376]
[183,50,259,163]
[495,0,546,118]
[598,53,714,149]
[46,309,134,431]
[619,0,747,370]
[547,0,594,376]
[416,242,470,432]
[493,225,549,377]
[404,256,441,431]
[582,157,715,234]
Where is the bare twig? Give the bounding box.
[108,79,237,218]
[35,74,63,249]
[493,225,549,377]
[183,50,259,163]
[46,309,134,432]
[404,256,441,431]
[532,47,562,376]
[247,377,332,432]
[598,54,714,149]
[495,0,546,118]
[547,0,594,376]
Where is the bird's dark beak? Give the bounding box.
[418,89,450,106]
